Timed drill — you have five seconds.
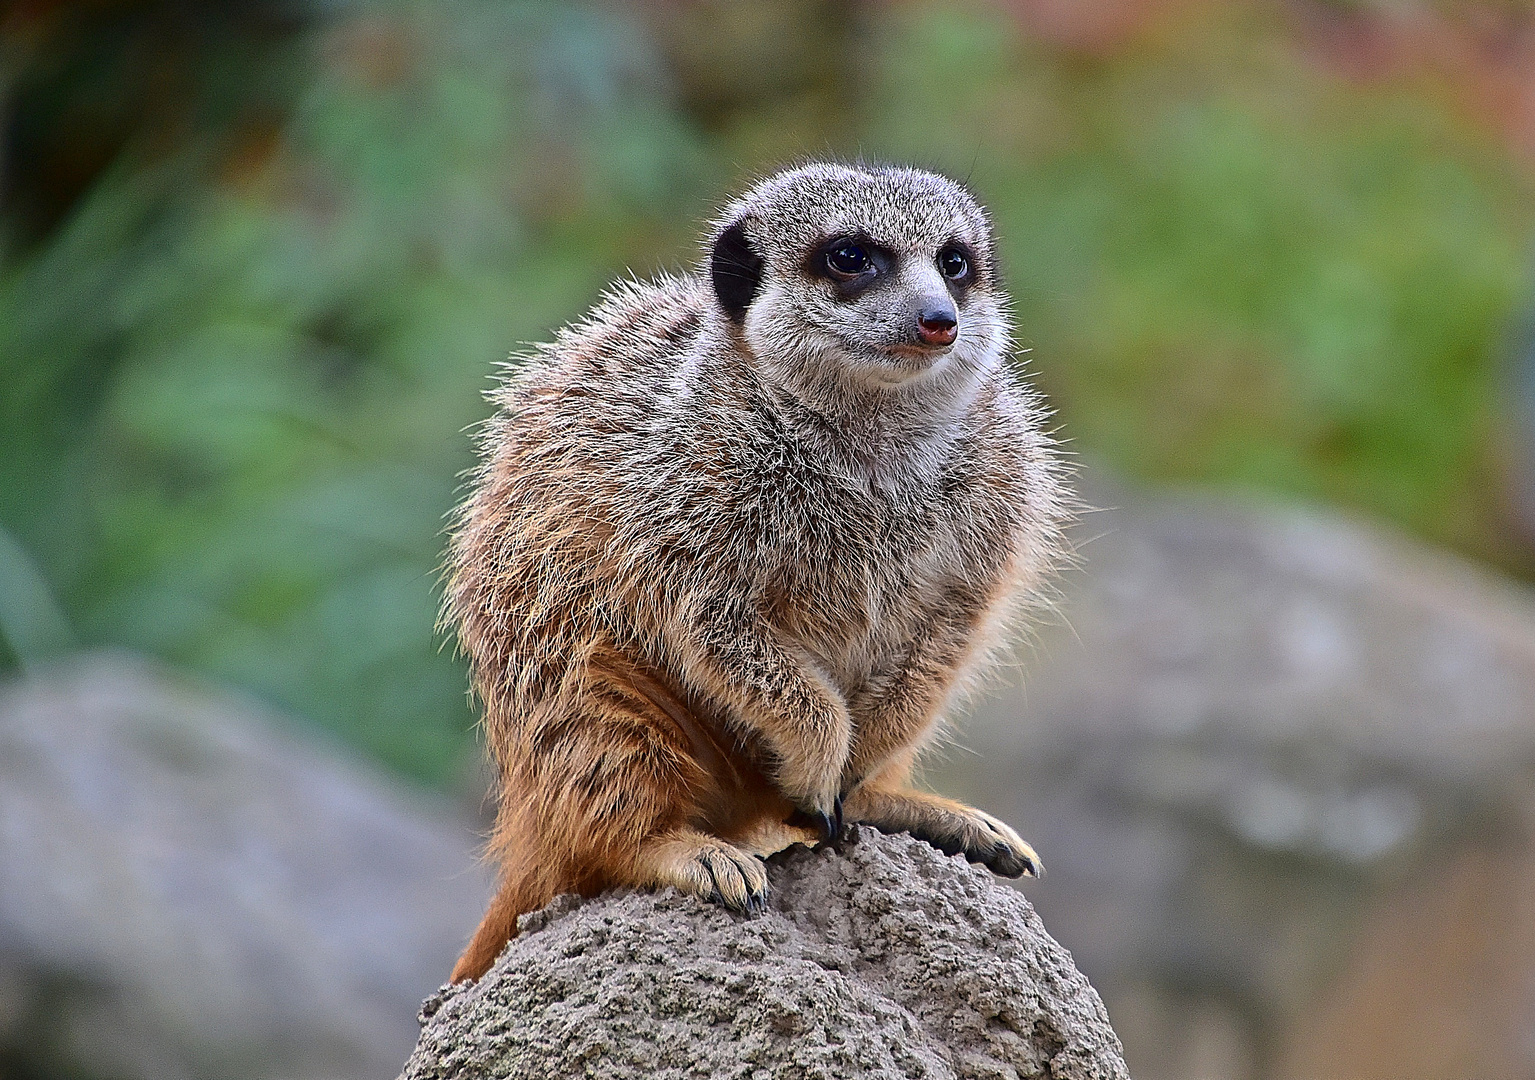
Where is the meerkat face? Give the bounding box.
[709,164,1007,394]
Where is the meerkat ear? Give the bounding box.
[710,220,763,321]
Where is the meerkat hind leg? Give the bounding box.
[844,786,1042,879]
[629,828,771,915]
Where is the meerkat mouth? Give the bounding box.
[890,340,954,356]
[885,341,957,368]
[854,347,958,390]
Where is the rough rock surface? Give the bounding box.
[0,652,493,1080]
[400,827,1127,1080]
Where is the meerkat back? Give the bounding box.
[443,162,1070,983]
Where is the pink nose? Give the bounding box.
[917,313,957,347]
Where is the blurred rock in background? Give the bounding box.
[0,653,492,1080]
[932,480,1535,1080]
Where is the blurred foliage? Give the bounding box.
[0,0,716,783]
[864,3,1533,561]
[2,0,1532,784]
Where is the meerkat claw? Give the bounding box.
[812,809,837,844]
[747,879,771,914]
[700,861,726,906]
[993,842,1044,880]
[788,802,842,845]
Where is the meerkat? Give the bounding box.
[444,162,1070,983]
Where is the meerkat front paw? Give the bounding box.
[776,747,849,844]
[844,789,1043,878]
[637,829,772,915]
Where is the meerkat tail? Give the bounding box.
[451,862,559,983]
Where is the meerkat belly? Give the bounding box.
[770,527,961,699]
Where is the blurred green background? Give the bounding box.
[3,0,1533,788]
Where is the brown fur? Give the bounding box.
[444,164,1071,982]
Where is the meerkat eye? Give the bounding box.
[825,243,872,277]
[938,247,970,282]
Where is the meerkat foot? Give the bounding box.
[635,829,771,915]
[844,788,1042,878]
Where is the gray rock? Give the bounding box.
[0,652,494,1080]
[400,827,1128,1080]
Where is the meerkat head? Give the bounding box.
[708,163,1008,399]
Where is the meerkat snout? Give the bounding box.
[915,300,958,347]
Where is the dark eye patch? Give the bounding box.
[807,233,893,297]
[937,241,979,289]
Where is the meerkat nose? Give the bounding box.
[916,304,958,347]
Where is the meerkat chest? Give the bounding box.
[760,466,1000,686]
